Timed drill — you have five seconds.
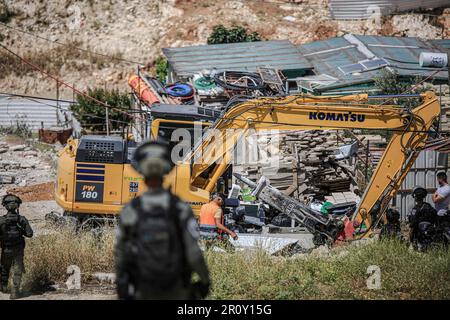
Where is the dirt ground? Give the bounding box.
[7,182,55,202]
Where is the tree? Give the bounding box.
[70,88,131,133]
[365,69,432,141]
[155,56,168,83]
[207,25,262,44]
[374,69,429,108]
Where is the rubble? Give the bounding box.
[235,130,358,198]
[0,134,56,199]
[0,174,15,184]
[230,234,303,256]
[10,144,27,152]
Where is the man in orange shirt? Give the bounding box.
[199,194,238,241]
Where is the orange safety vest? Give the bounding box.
[199,202,222,226]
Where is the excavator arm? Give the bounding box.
[164,92,440,236]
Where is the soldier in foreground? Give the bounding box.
[0,194,33,299]
[115,140,210,300]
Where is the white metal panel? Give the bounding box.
[329,0,450,20]
[0,96,77,131]
[394,150,448,220]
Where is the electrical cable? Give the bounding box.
[0,43,137,120]
[1,92,129,126]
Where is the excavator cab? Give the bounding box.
[55,104,216,220]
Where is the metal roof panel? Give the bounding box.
[163,40,313,77]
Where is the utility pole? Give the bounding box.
[447,50,450,88]
[365,140,369,184]
[56,80,60,127]
[104,81,110,136]
[106,106,110,136]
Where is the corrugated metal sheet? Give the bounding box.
[355,35,449,80]
[394,150,448,220]
[0,95,80,133]
[163,40,313,79]
[432,39,450,50]
[298,37,377,88]
[297,35,449,93]
[329,0,450,20]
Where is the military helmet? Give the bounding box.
[132,140,173,178]
[386,208,400,223]
[2,194,22,211]
[412,186,427,200]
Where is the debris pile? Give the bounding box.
[235,130,359,199]
[0,135,55,198]
[129,67,287,112]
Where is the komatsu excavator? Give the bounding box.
[55,91,441,240]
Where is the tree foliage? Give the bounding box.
[364,69,432,141]
[155,56,168,83]
[374,69,429,108]
[70,88,131,133]
[207,25,262,44]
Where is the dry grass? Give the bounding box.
[22,227,115,293]
[20,226,450,299]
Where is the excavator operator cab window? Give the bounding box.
[155,121,210,165]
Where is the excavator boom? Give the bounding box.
[164,92,441,236]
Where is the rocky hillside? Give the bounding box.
[0,0,448,98]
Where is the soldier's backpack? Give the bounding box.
[0,213,24,248]
[129,192,187,291]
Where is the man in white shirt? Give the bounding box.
[432,172,450,217]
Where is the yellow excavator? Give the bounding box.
[55,91,441,238]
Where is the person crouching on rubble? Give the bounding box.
[114,140,210,300]
[199,193,238,246]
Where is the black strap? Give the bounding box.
[167,193,189,285]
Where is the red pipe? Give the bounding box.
[128,73,160,106]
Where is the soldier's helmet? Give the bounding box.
[132,140,173,178]
[412,186,427,201]
[2,194,22,211]
[386,208,400,223]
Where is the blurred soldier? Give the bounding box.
[0,194,33,299]
[408,186,437,245]
[115,140,210,300]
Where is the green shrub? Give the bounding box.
[207,25,262,44]
[70,87,131,133]
[0,1,17,24]
[374,69,429,109]
[155,56,168,83]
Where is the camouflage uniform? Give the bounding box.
[0,195,33,299]
[115,140,210,300]
[115,188,210,300]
